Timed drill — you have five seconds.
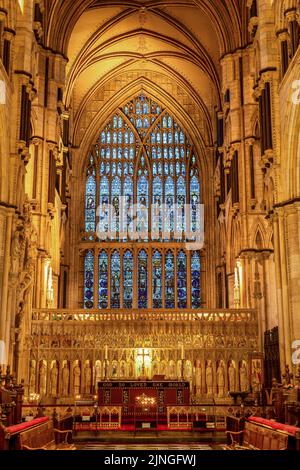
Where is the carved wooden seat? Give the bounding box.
[4,418,75,451]
[20,420,75,450]
[224,421,288,450]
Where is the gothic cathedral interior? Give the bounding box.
[0,0,300,452]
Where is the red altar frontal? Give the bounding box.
[98,380,190,415]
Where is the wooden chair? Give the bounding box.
[19,420,75,450]
[225,421,288,450]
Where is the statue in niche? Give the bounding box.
[195,360,202,395]
[228,361,236,392]
[29,360,36,394]
[206,360,213,396]
[169,361,176,379]
[129,360,134,378]
[73,362,81,396]
[62,363,70,397]
[160,361,167,377]
[217,361,225,398]
[120,361,126,378]
[240,361,248,392]
[84,362,92,395]
[95,361,102,386]
[50,362,58,397]
[152,361,159,377]
[39,362,47,396]
[10,221,23,274]
[177,360,182,379]
[184,361,192,380]
[112,361,118,378]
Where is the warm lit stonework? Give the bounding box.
[0,0,300,451]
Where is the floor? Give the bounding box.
[78,443,215,450]
[74,430,226,450]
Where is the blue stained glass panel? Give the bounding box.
[98,251,108,309]
[165,251,175,308]
[153,251,162,308]
[143,102,149,114]
[99,177,109,236]
[177,251,187,308]
[123,251,133,308]
[123,176,133,238]
[152,176,162,235]
[84,250,94,309]
[112,177,121,234]
[137,176,148,239]
[111,251,120,308]
[85,176,96,232]
[191,251,201,308]
[176,176,186,236]
[138,250,148,308]
[190,176,200,234]
[164,176,175,235]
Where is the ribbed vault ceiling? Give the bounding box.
[45,0,246,147]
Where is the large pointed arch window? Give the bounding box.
[83,94,203,310]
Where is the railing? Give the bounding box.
[32,308,258,323]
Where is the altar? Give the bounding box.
[98,380,190,423]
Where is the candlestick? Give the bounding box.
[181,344,184,360]
[105,345,108,360]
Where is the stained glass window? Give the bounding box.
[84,94,202,311]
[152,251,162,308]
[137,175,148,240]
[111,251,120,308]
[190,176,200,236]
[85,156,96,233]
[190,155,200,237]
[164,177,175,237]
[176,176,186,239]
[138,250,148,308]
[98,251,108,309]
[84,250,94,309]
[112,177,121,236]
[177,251,187,308]
[98,176,109,238]
[165,251,175,308]
[123,251,133,308]
[191,251,201,308]
[152,176,162,238]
